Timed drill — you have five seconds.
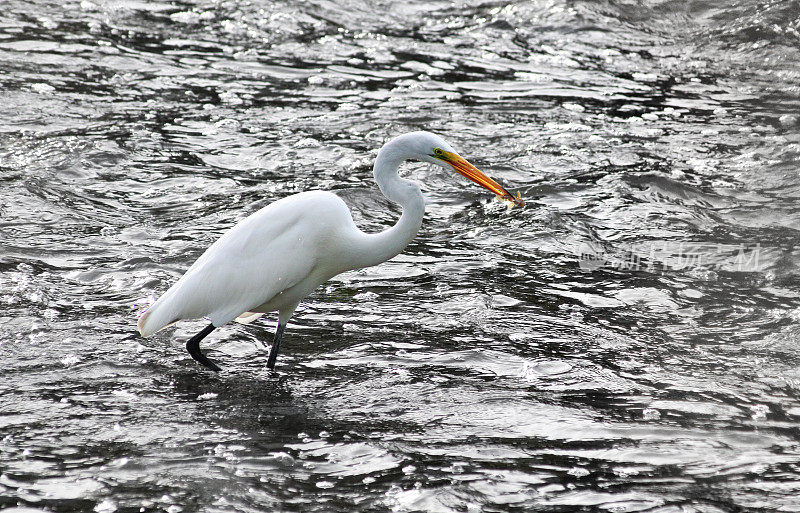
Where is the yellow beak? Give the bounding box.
[436,151,524,207]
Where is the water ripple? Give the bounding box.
[2,0,800,511]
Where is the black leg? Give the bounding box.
[186,323,221,371]
[266,322,286,370]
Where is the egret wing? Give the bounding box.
[174,208,319,326]
[138,193,339,336]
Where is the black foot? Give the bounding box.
[186,324,221,371]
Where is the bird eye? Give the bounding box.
[433,148,444,156]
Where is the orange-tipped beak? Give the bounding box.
[437,151,525,207]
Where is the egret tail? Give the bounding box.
[137,292,182,337]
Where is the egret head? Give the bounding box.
[398,131,524,207]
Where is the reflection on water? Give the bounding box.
[2,0,800,511]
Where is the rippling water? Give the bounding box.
[2,0,800,511]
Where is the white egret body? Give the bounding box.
[137,131,522,371]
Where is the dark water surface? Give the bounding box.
[2,0,800,511]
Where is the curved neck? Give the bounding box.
[349,140,425,270]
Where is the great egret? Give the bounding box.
[137,131,523,371]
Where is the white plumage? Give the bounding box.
[139,191,356,335]
[137,131,522,371]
